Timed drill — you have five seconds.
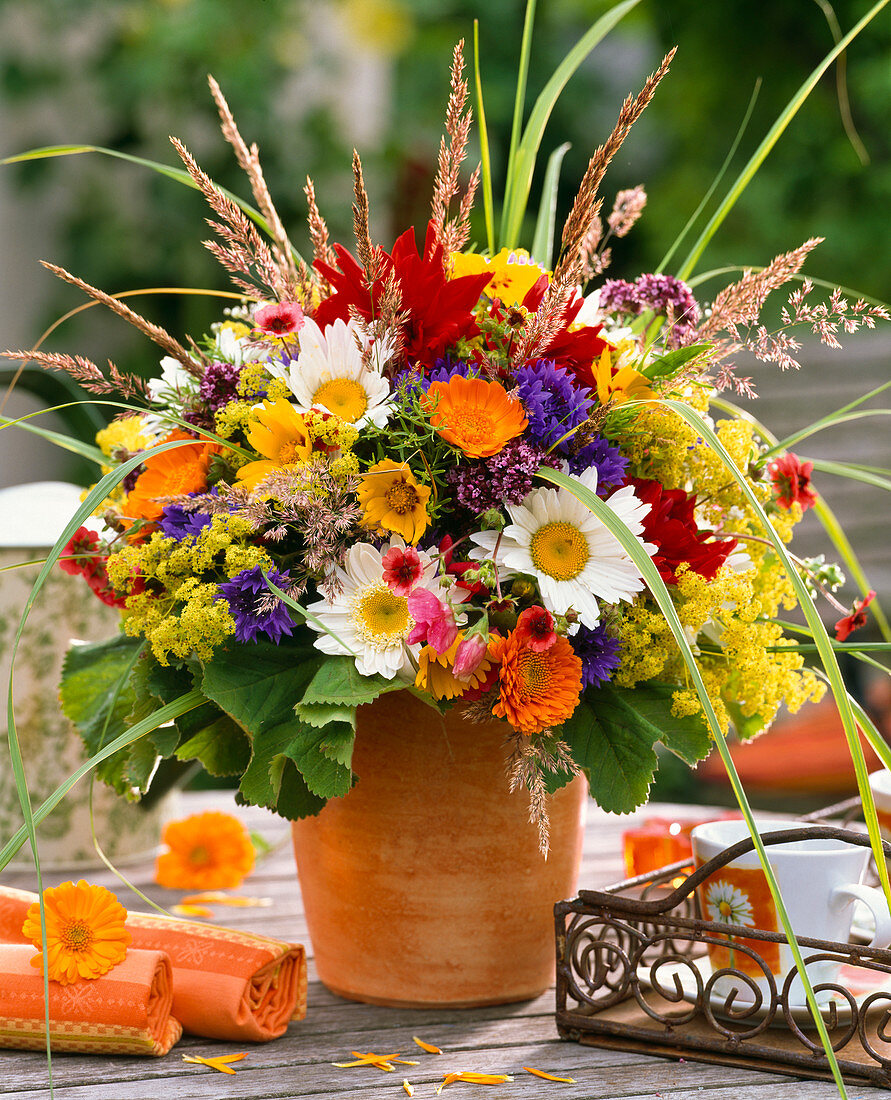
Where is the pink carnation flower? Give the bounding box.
[407,588,458,654]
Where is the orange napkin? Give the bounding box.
[0,885,306,1042]
[0,943,181,1055]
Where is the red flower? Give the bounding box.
[313,221,492,369]
[835,590,876,642]
[514,606,557,652]
[59,527,128,607]
[769,452,817,511]
[254,301,304,335]
[633,478,737,585]
[520,279,609,382]
[381,545,423,597]
[438,534,484,599]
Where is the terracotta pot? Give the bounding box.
[291,689,587,1007]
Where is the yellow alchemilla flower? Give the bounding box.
[96,415,154,461]
[236,398,313,490]
[450,247,546,306]
[358,460,431,544]
[592,345,654,407]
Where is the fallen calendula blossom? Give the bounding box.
[180,892,273,907]
[182,1053,248,1075]
[171,903,214,918]
[403,1081,414,1097]
[413,1036,443,1054]
[436,1071,513,1092]
[523,1066,577,1083]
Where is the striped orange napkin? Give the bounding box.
[0,885,306,1042]
[0,943,181,1055]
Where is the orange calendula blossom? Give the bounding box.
[489,630,583,734]
[358,459,432,544]
[154,810,256,890]
[125,430,220,522]
[425,375,527,458]
[236,397,313,490]
[22,880,131,985]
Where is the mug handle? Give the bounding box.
[830,883,891,948]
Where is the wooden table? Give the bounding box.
[0,793,885,1099]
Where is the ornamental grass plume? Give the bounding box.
[154,811,256,891]
[22,881,131,985]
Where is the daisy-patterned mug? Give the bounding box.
[690,818,891,1008]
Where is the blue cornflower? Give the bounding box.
[158,503,214,541]
[573,622,622,689]
[217,565,296,644]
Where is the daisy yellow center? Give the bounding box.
[529,521,589,582]
[718,900,733,918]
[278,441,304,464]
[313,378,368,422]
[352,582,411,648]
[447,409,495,446]
[385,481,420,515]
[61,919,95,952]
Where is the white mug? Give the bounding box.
[690,818,891,1007]
[868,769,891,839]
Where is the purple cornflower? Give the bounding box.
[569,434,628,488]
[217,565,296,644]
[516,360,593,453]
[428,356,479,385]
[158,502,214,541]
[448,438,557,513]
[199,360,246,413]
[599,274,701,349]
[572,622,622,689]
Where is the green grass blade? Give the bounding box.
[531,143,571,268]
[656,78,761,274]
[473,20,495,256]
[261,569,358,657]
[1,145,305,265]
[675,0,890,281]
[808,456,891,492]
[537,462,850,1095]
[500,0,643,250]
[499,0,538,247]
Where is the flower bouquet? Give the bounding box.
[2,0,889,1040]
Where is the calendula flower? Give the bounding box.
[277,317,395,427]
[235,398,313,490]
[471,467,655,629]
[358,459,431,544]
[22,880,131,985]
[124,430,220,523]
[416,634,494,700]
[426,375,527,458]
[489,630,582,734]
[154,811,256,890]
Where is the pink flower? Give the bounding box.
[407,588,458,653]
[514,606,557,652]
[381,545,423,597]
[768,452,817,511]
[254,301,304,335]
[452,633,489,679]
[835,590,876,642]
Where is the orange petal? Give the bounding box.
[180,893,272,908]
[171,904,214,918]
[523,1066,576,1083]
[403,1082,414,1097]
[412,1036,443,1054]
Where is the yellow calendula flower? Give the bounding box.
[358,459,431,544]
[236,398,313,490]
[450,247,546,305]
[22,880,131,985]
[592,345,654,407]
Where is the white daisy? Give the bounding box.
[469,466,656,630]
[304,537,442,679]
[704,879,755,927]
[274,317,395,429]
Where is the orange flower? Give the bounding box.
[22,880,131,985]
[489,630,582,734]
[154,811,256,890]
[414,633,494,701]
[125,430,220,522]
[425,375,527,458]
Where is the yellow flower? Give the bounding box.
[236,398,313,490]
[22,880,131,985]
[358,460,431,544]
[592,345,654,407]
[450,247,546,305]
[155,811,256,890]
[414,634,494,701]
[96,415,153,462]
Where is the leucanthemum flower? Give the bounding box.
[272,316,394,428]
[304,537,447,679]
[470,467,655,629]
[704,879,755,927]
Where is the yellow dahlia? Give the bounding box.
[22,880,131,985]
[450,247,546,305]
[358,459,431,544]
[592,345,654,407]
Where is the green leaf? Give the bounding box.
[176,718,250,777]
[561,691,659,813]
[530,142,571,267]
[299,655,407,709]
[295,701,356,730]
[124,735,161,794]
[473,20,495,256]
[59,635,143,794]
[640,343,712,381]
[284,721,354,799]
[613,681,711,765]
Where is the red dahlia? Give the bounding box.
[633,478,737,585]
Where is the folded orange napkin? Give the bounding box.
[0,943,181,1055]
[0,885,306,1042]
